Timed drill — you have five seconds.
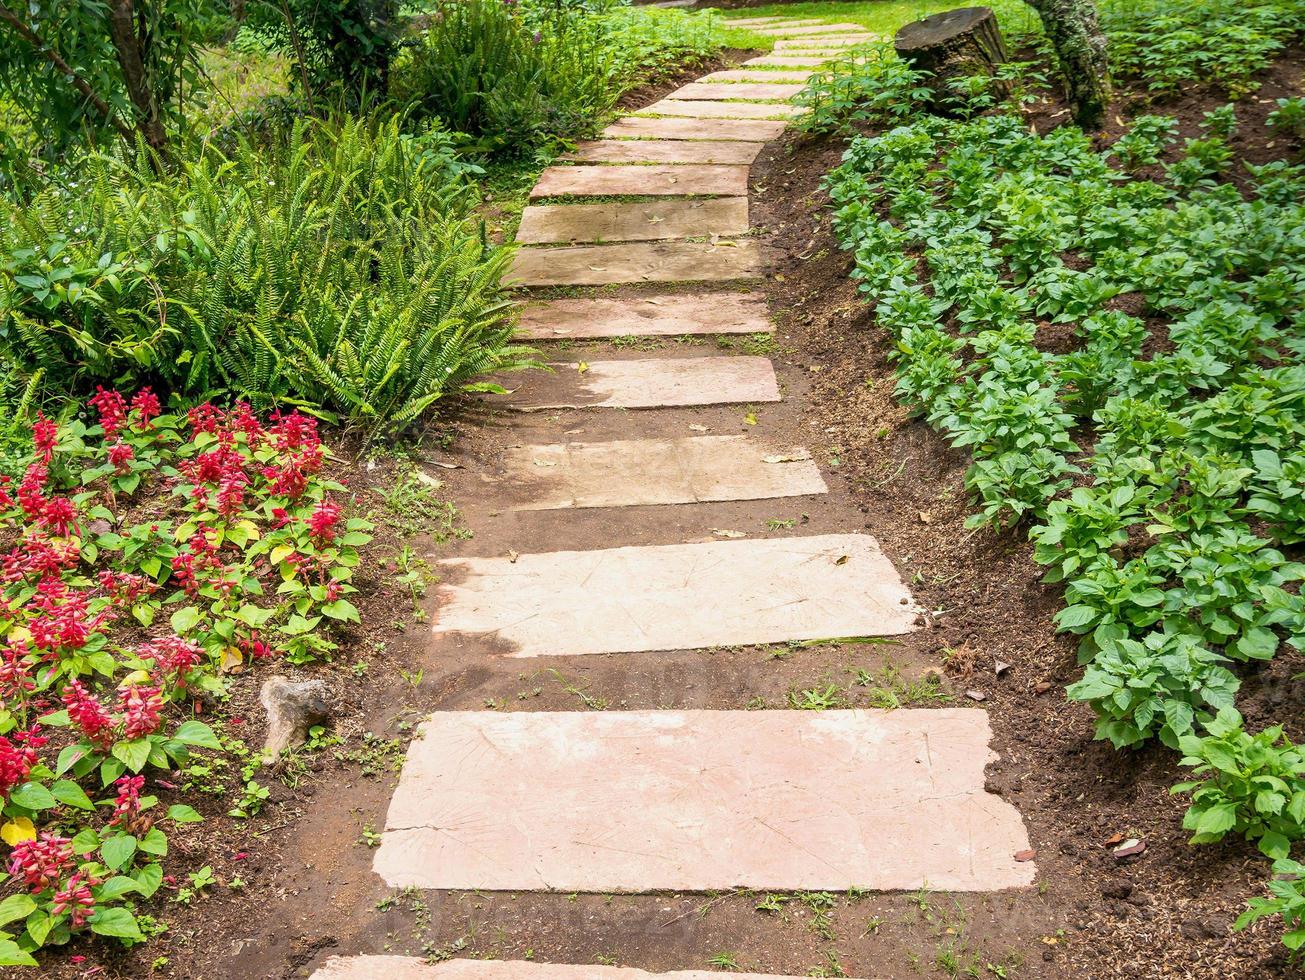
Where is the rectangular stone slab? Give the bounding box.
[637,99,803,120]
[699,69,816,83]
[374,707,1034,891]
[725,16,824,27]
[751,22,870,35]
[517,198,748,245]
[561,140,765,165]
[494,356,779,411]
[745,55,831,67]
[430,532,916,656]
[315,960,866,980]
[775,37,874,49]
[500,436,827,510]
[603,117,787,141]
[509,241,771,287]
[516,292,771,340]
[530,164,748,199]
[671,81,805,101]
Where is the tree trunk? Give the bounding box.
[105,0,169,155]
[894,6,1009,113]
[1024,0,1111,129]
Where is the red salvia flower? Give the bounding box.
[51,872,99,928]
[130,388,161,428]
[88,387,128,437]
[62,680,115,750]
[8,833,73,892]
[120,684,163,739]
[32,413,58,463]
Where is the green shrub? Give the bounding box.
[1173,709,1305,860]
[0,115,528,434]
[1236,859,1305,958]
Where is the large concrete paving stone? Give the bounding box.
[637,99,804,120]
[498,435,827,509]
[515,291,770,340]
[530,164,748,199]
[671,81,806,101]
[373,707,1035,891]
[429,532,916,656]
[774,36,874,49]
[491,356,779,411]
[314,960,869,980]
[602,117,787,141]
[516,198,748,245]
[751,22,873,35]
[744,55,831,67]
[509,240,773,287]
[699,69,816,83]
[561,140,765,164]
[725,16,824,27]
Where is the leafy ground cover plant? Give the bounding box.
[0,389,372,963]
[817,35,1305,953]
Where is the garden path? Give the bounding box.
[314,17,1035,980]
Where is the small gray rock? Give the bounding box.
[260,675,331,759]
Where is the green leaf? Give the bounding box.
[100,833,138,870]
[1054,604,1099,632]
[71,827,100,854]
[24,908,52,946]
[1260,830,1292,861]
[138,826,168,856]
[321,599,360,623]
[7,782,56,811]
[1190,802,1238,836]
[167,803,204,823]
[112,738,152,773]
[170,605,203,634]
[0,894,35,929]
[0,939,37,967]
[50,779,95,811]
[89,906,143,941]
[95,876,139,900]
[172,720,221,750]
[133,862,163,898]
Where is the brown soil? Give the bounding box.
[34,39,1305,980]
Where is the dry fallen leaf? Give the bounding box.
[508,550,519,563]
[577,362,589,374]
[533,459,557,467]
[744,411,758,426]
[712,528,747,539]
[689,423,710,432]
[762,453,807,463]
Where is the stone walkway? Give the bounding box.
[315,16,1032,980]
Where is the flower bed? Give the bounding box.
[0,391,371,965]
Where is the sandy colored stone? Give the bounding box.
[561,140,764,165]
[530,164,748,199]
[517,198,748,245]
[430,532,915,656]
[751,22,870,36]
[637,99,803,120]
[374,707,1034,891]
[602,117,787,141]
[744,55,830,68]
[725,16,823,27]
[509,240,772,287]
[516,291,770,340]
[314,960,863,980]
[774,36,875,49]
[699,69,816,83]
[494,356,779,410]
[671,82,805,101]
[499,436,827,510]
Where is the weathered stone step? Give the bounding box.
[726,16,824,27]
[744,55,833,68]
[315,960,865,980]
[699,69,816,83]
[530,164,748,199]
[637,99,803,120]
[510,240,772,287]
[498,435,827,510]
[491,355,779,411]
[561,139,764,165]
[672,81,805,101]
[775,36,875,49]
[430,532,916,656]
[515,291,770,340]
[373,707,1033,891]
[517,198,748,245]
[752,22,869,36]
[603,117,787,141]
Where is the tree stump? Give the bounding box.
[894,6,1010,113]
